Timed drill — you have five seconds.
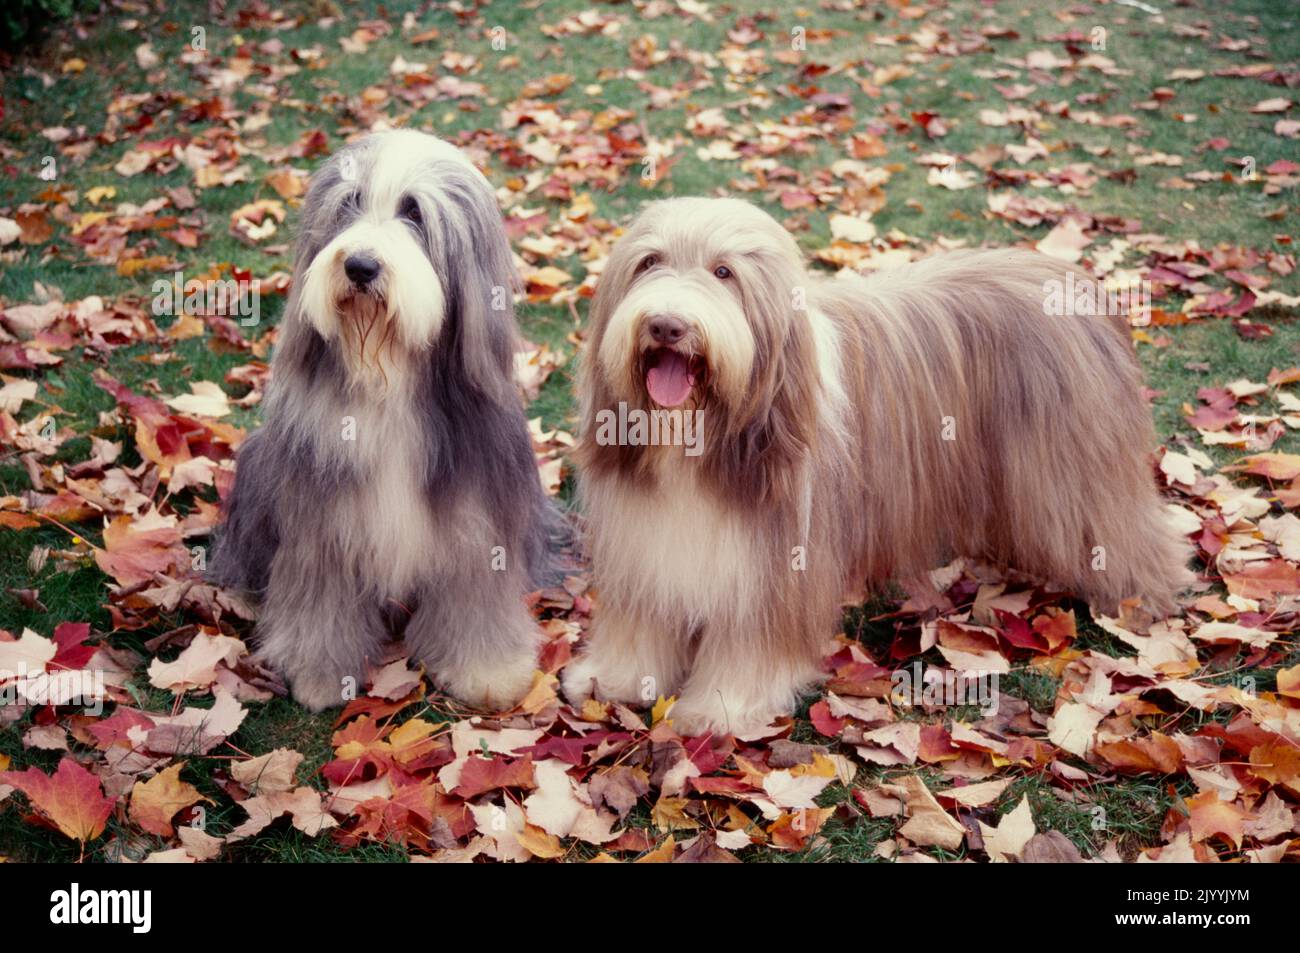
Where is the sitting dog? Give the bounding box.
[562,197,1192,735]
[212,130,556,711]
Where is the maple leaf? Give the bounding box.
[1185,790,1250,848]
[587,765,650,819]
[94,511,187,587]
[979,795,1036,862]
[1230,452,1300,481]
[0,628,57,674]
[1031,609,1077,651]
[129,762,211,837]
[522,759,617,843]
[1248,742,1300,796]
[1096,733,1184,774]
[897,775,965,850]
[230,748,304,794]
[0,757,115,843]
[227,788,339,842]
[148,632,248,693]
[451,754,536,799]
[1277,665,1300,701]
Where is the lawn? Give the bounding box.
[0,0,1297,863]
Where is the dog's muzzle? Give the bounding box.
[639,313,705,409]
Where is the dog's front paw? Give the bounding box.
[666,693,783,739]
[286,666,353,712]
[436,648,537,713]
[560,652,652,708]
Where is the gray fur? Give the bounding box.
[210,131,561,711]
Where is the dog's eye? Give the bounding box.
[635,254,658,275]
[713,265,733,280]
[398,195,423,226]
[342,191,362,213]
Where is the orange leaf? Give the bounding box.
[1231,452,1300,482]
[517,822,565,859]
[0,512,40,530]
[768,807,833,850]
[0,757,115,843]
[1221,560,1300,600]
[1096,732,1184,774]
[93,514,186,587]
[1185,790,1249,848]
[1276,664,1300,701]
[1248,742,1300,796]
[1032,609,1077,651]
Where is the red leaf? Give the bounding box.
[0,757,115,843]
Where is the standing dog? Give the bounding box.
[212,130,556,711]
[563,197,1192,735]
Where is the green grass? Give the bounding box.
[0,0,1296,862]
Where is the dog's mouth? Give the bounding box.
[642,348,706,408]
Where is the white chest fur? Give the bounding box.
[584,463,762,629]
[299,376,439,597]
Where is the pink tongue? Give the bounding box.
[646,351,693,407]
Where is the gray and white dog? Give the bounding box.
[212,130,557,712]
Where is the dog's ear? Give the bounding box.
[711,248,820,506]
[209,428,282,594]
[573,230,642,476]
[434,162,521,401]
[273,142,370,380]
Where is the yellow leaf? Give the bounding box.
[791,752,838,778]
[635,835,676,862]
[650,796,698,832]
[129,762,211,837]
[516,822,565,859]
[1278,665,1300,701]
[72,211,111,235]
[388,718,436,749]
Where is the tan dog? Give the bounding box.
[563,197,1192,735]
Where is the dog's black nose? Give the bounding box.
[344,254,381,287]
[648,315,687,345]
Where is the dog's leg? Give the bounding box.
[561,607,688,708]
[668,624,825,737]
[668,596,828,737]
[256,552,387,711]
[1066,498,1195,616]
[404,576,540,712]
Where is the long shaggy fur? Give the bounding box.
[564,197,1193,735]
[211,130,558,711]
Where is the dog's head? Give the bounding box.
[289,129,517,394]
[580,198,819,499]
